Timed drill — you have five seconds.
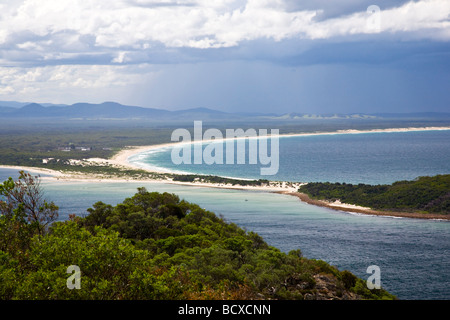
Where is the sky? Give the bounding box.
[0,0,449,114]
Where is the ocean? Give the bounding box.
[1,129,449,300]
[129,130,450,185]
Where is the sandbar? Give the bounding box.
[1,126,449,220]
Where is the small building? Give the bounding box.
[75,147,91,151]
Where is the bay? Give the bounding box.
[1,168,448,300]
[1,129,449,300]
[130,130,450,185]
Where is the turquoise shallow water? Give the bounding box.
[1,167,449,300]
[130,130,450,185]
[1,130,450,300]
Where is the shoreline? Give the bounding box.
[279,191,450,221]
[1,164,448,221]
[107,126,450,172]
[0,164,302,193]
[1,125,450,221]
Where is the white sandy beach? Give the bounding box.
[0,163,303,192]
[3,125,450,192]
[0,164,381,214]
[1,125,450,215]
[106,126,450,172]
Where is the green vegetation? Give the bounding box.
[0,120,175,167]
[51,164,169,180]
[0,117,282,186]
[299,175,450,215]
[0,173,395,300]
[171,174,269,186]
[1,117,449,169]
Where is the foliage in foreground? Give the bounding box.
[299,175,450,214]
[0,174,395,300]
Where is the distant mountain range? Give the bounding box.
[0,100,449,121]
[0,101,236,121]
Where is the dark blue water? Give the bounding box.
[131,130,450,184]
[1,130,449,300]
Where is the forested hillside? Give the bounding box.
[0,172,395,300]
[298,175,450,215]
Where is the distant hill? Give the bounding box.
[0,101,248,120]
[0,102,213,120]
[263,113,378,120]
[1,100,449,121]
[0,101,30,108]
[0,101,68,108]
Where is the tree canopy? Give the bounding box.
[0,173,395,300]
[298,175,450,214]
